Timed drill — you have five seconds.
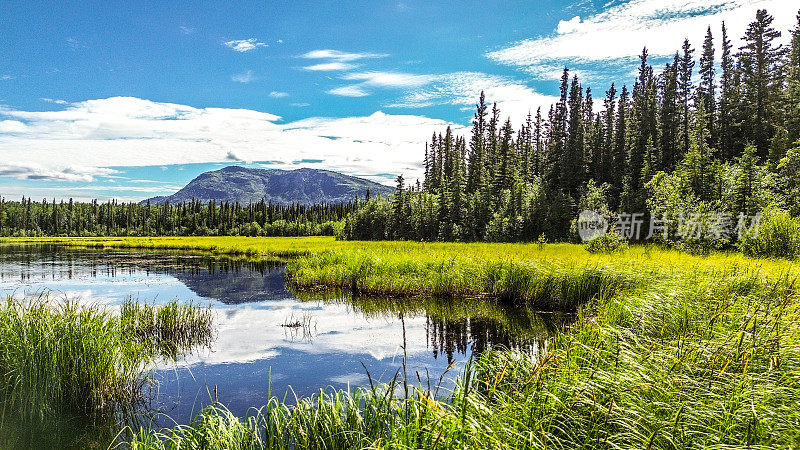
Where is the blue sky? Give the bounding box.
[1,0,796,201]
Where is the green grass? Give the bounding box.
[0,295,213,419]
[121,299,214,359]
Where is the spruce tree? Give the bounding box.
[787,10,800,143]
[466,92,488,194]
[659,56,680,170]
[564,75,585,195]
[678,38,696,158]
[679,102,716,201]
[612,85,629,206]
[602,84,617,183]
[734,143,760,215]
[698,26,716,140]
[533,107,544,177]
[739,9,784,158]
[718,22,736,159]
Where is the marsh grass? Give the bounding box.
[121,299,214,359]
[287,250,634,309]
[0,295,214,419]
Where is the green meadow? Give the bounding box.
[2,236,797,448]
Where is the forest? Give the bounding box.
[0,197,352,237]
[342,9,800,257]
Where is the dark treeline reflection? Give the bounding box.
[342,296,564,363]
[427,316,534,363]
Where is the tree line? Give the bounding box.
[342,9,800,252]
[0,197,358,237]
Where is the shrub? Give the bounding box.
[739,206,800,260]
[584,231,627,254]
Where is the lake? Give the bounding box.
[0,244,554,448]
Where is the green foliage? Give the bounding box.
[778,141,800,216]
[739,206,800,259]
[0,297,145,418]
[584,231,627,253]
[0,296,213,418]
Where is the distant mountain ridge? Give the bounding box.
[144,166,394,205]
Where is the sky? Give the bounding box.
[1,0,797,202]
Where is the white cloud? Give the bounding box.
[325,71,438,99]
[231,70,256,83]
[327,85,370,97]
[303,62,359,71]
[342,71,435,88]
[0,163,116,182]
[0,97,456,188]
[390,72,559,123]
[269,91,289,98]
[319,67,556,122]
[0,120,27,133]
[488,0,797,76]
[40,98,69,105]
[179,26,195,35]
[557,15,582,34]
[2,75,14,81]
[223,38,267,52]
[300,49,388,61]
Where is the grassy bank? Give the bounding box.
[0,296,213,418]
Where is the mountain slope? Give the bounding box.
[144,166,394,205]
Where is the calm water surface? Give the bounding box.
[0,244,554,448]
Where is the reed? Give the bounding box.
[0,296,146,418]
[121,299,214,358]
[0,296,214,418]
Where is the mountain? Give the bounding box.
[144,166,395,205]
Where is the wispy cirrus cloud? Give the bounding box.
[389,72,559,122]
[302,62,359,71]
[300,49,388,61]
[269,91,289,98]
[488,0,797,81]
[342,71,434,88]
[40,98,69,105]
[327,85,370,97]
[231,70,256,83]
[223,38,267,52]
[328,71,436,98]
[320,65,558,121]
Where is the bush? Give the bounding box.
[739,206,800,260]
[584,231,627,254]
